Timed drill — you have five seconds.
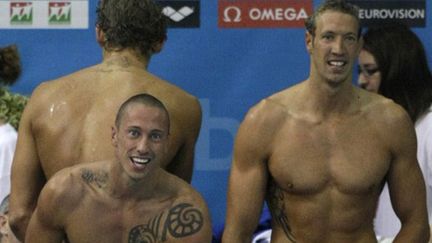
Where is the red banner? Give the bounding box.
[218,0,313,28]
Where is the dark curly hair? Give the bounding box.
[0,45,21,86]
[0,45,27,129]
[96,0,167,58]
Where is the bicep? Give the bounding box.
[25,208,65,243]
[226,143,268,222]
[12,88,47,192]
[224,115,269,240]
[187,201,213,243]
[9,95,46,239]
[387,114,427,222]
[166,194,212,243]
[25,180,67,243]
[11,103,46,205]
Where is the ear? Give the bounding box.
[0,215,8,235]
[151,40,165,54]
[111,126,118,147]
[96,25,106,47]
[305,31,313,54]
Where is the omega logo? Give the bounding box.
[223,6,242,22]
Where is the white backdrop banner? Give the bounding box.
[0,0,88,29]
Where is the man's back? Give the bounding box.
[10,53,202,240]
[24,54,201,178]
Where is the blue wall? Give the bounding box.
[2,0,431,232]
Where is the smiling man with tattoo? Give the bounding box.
[24,94,212,243]
[222,0,429,242]
[10,0,202,240]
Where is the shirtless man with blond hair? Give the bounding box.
[25,94,212,243]
[222,0,429,242]
[10,0,202,240]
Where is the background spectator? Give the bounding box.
[358,23,432,241]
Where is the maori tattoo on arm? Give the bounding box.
[267,180,296,242]
[80,169,109,189]
[128,203,204,243]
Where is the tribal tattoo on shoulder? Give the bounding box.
[80,169,109,189]
[128,203,204,243]
[267,180,296,242]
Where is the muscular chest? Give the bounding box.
[268,118,390,194]
[65,196,200,243]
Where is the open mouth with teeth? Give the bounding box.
[327,61,347,70]
[130,157,151,169]
[328,60,346,68]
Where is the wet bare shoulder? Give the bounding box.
[162,173,212,242]
[243,87,297,133]
[34,162,110,230]
[358,89,410,127]
[358,88,413,143]
[233,94,290,162]
[25,66,96,116]
[38,164,88,219]
[149,75,201,119]
[24,80,64,118]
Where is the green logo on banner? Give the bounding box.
[10,2,33,24]
[49,2,71,24]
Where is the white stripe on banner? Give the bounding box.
[0,0,88,29]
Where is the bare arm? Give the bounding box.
[176,193,213,243]
[166,97,202,183]
[386,106,430,242]
[25,174,69,243]
[222,102,277,243]
[25,208,64,243]
[9,85,47,241]
[187,204,213,243]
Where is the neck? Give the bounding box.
[302,78,359,119]
[107,161,162,200]
[102,49,150,70]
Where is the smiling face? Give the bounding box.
[111,103,169,181]
[0,209,20,243]
[306,10,361,85]
[357,49,381,93]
